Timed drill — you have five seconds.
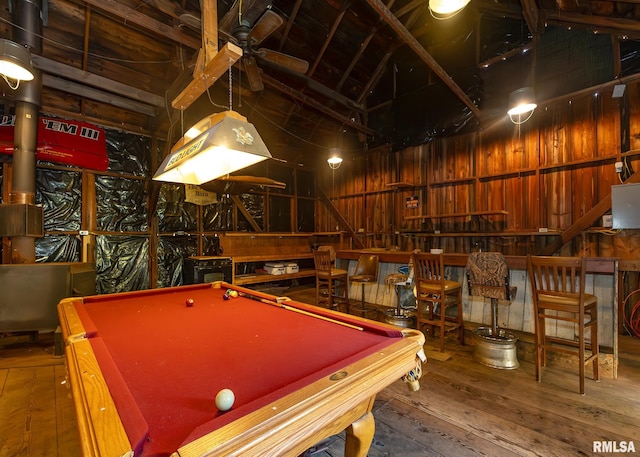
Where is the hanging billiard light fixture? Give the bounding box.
[153,110,272,185]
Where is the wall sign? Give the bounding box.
[0,115,108,171]
[405,195,420,209]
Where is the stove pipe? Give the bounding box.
[7,0,43,263]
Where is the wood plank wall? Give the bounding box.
[318,82,640,263]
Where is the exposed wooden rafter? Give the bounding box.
[43,75,158,116]
[365,0,482,119]
[545,11,640,38]
[520,0,541,35]
[171,42,242,109]
[260,73,376,136]
[171,2,242,110]
[80,0,201,49]
[33,56,164,108]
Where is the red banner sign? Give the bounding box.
[0,115,108,171]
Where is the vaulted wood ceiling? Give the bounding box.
[2,0,640,168]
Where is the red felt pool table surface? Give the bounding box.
[59,281,425,457]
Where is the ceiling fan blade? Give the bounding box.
[178,12,201,30]
[247,10,283,46]
[257,48,309,74]
[151,0,184,20]
[219,0,272,37]
[244,57,264,91]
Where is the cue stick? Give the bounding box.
[237,291,364,331]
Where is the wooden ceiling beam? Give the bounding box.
[520,0,541,35]
[32,56,165,108]
[42,74,158,116]
[43,106,153,135]
[366,0,481,118]
[171,42,242,109]
[357,5,428,106]
[277,0,303,51]
[171,2,242,110]
[80,0,201,49]
[476,43,534,69]
[277,1,350,144]
[545,10,640,36]
[260,73,376,136]
[337,0,400,96]
[308,4,349,77]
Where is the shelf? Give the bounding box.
[232,253,314,263]
[399,230,561,237]
[337,251,618,273]
[224,232,342,238]
[234,269,316,286]
[429,177,476,187]
[405,210,508,221]
[478,168,537,181]
[386,182,414,189]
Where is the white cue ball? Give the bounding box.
[215,388,235,411]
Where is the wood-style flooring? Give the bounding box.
[1,285,639,457]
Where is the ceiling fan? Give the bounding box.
[230,10,309,92]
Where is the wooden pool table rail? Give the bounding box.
[65,339,133,457]
[58,283,425,457]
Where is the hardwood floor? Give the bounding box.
[1,285,639,457]
[0,334,77,457]
[307,336,640,457]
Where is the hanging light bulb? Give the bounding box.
[507,87,537,124]
[327,155,343,170]
[0,39,34,89]
[429,0,471,19]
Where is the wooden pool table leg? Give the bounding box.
[344,411,375,457]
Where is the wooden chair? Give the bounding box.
[313,248,348,311]
[412,252,464,352]
[526,255,599,394]
[349,254,379,318]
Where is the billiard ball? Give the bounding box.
[223,294,230,300]
[215,388,235,411]
[185,298,194,307]
[228,290,238,298]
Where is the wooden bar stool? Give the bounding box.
[527,255,599,394]
[349,254,379,319]
[313,248,348,311]
[412,252,464,352]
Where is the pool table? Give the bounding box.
[58,281,425,457]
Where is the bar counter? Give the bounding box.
[336,249,619,378]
